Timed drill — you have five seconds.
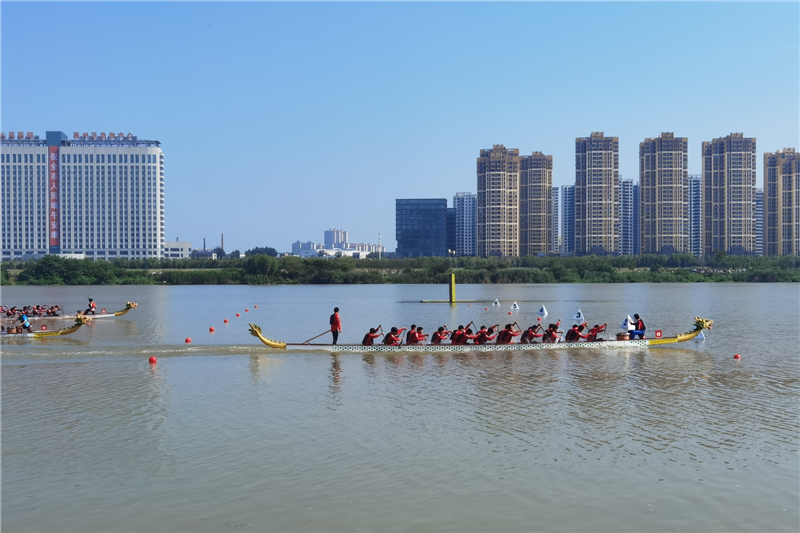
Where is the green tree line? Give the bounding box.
[2,253,800,286]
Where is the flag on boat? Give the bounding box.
[572,309,585,323]
[510,301,520,311]
[537,305,548,316]
[492,299,501,308]
[621,315,634,331]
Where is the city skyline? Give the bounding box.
[3,2,798,253]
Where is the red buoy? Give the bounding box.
[508,311,512,315]
[224,318,229,323]
[245,308,249,312]
[254,305,258,308]
[185,337,192,343]
[734,354,741,359]
[236,313,240,317]
[537,317,542,321]
[485,307,489,311]
[209,327,215,333]
[149,356,157,364]
[468,304,471,307]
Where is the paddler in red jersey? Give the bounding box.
[463,328,480,344]
[476,325,498,345]
[496,323,522,344]
[542,322,563,343]
[431,326,451,344]
[587,323,607,342]
[405,325,417,345]
[362,326,383,346]
[382,327,406,346]
[521,324,544,344]
[413,326,428,344]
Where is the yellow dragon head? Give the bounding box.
[126,301,138,309]
[693,316,713,331]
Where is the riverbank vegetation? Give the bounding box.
[2,253,800,286]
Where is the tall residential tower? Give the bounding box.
[519,151,553,256]
[639,133,689,255]
[764,148,799,256]
[477,145,520,257]
[574,132,619,255]
[702,133,757,255]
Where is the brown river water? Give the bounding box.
[1,283,798,532]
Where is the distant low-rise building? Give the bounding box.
[191,249,217,260]
[163,240,192,259]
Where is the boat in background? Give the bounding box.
[1,316,92,339]
[248,317,714,353]
[23,301,138,320]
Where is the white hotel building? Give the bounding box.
[1,130,165,260]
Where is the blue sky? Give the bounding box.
[3,2,798,253]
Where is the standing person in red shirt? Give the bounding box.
[431,326,451,344]
[329,307,342,345]
[362,325,382,346]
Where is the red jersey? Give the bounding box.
[330,313,341,333]
[362,332,382,346]
[431,330,451,344]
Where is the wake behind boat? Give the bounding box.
[248,317,713,353]
[0,316,92,339]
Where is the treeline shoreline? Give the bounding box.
[3,253,800,286]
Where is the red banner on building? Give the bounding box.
[48,146,60,249]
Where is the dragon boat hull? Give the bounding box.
[248,318,713,353]
[21,302,138,321]
[1,316,91,339]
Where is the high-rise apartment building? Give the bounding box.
[639,133,689,255]
[702,133,757,255]
[755,188,764,256]
[551,187,560,254]
[453,192,477,256]
[688,174,703,256]
[764,148,799,256]
[1,130,164,260]
[620,179,639,255]
[519,151,553,256]
[395,199,448,257]
[477,145,520,257]
[574,132,619,255]
[560,185,575,255]
[324,229,348,249]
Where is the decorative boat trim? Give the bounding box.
[24,301,138,320]
[1,315,92,339]
[248,317,713,353]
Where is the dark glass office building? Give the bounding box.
[396,199,448,257]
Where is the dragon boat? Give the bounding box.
[23,301,138,320]
[0,315,92,339]
[248,317,714,353]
